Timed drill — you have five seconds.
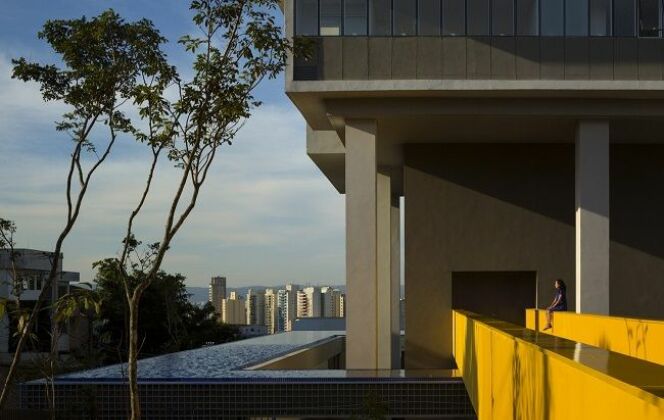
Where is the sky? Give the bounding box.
[0,1,345,288]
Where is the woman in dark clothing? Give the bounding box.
[544,279,567,330]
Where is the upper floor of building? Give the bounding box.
[286,0,664,84]
[294,0,663,39]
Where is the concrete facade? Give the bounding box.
[285,0,664,369]
[294,37,664,83]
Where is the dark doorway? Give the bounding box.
[452,271,536,326]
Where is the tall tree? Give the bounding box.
[110,1,298,418]
[1,11,173,408]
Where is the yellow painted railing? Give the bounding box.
[453,310,664,420]
[526,309,664,366]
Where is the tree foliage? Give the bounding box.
[93,259,239,363]
[108,2,298,417]
[7,1,302,417]
[1,10,174,409]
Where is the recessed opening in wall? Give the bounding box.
[451,271,537,326]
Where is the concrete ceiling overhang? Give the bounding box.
[287,79,664,130]
[292,84,664,195]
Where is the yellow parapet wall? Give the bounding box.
[453,310,664,420]
[526,309,664,366]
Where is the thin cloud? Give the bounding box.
[1,99,345,287]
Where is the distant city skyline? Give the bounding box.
[211,282,345,335]
[0,1,345,288]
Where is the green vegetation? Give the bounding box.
[93,259,239,364]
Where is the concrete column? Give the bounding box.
[575,120,610,315]
[345,120,399,369]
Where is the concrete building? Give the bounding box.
[287,0,664,371]
[0,249,79,357]
[246,288,265,326]
[296,290,308,318]
[321,287,334,317]
[321,287,343,317]
[20,2,664,418]
[276,288,295,332]
[208,276,226,314]
[297,286,321,318]
[221,292,246,325]
[264,289,279,334]
[283,283,299,331]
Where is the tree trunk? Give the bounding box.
[128,296,141,420]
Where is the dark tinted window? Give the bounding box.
[565,0,588,35]
[296,0,319,35]
[590,0,611,36]
[614,0,636,36]
[369,0,391,35]
[443,0,466,35]
[492,0,514,35]
[541,0,564,35]
[320,0,342,35]
[394,0,417,35]
[467,0,490,35]
[344,0,368,35]
[419,0,442,35]
[639,0,661,37]
[517,0,539,35]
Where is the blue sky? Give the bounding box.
[0,1,345,288]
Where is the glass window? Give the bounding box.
[565,0,588,36]
[517,0,539,35]
[614,0,636,36]
[467,0,490,35]
[639,0,661,37]
[492,0,515,35]
[541,0,564,35]
[369,0,391,35]
[394,0,417,35]
[419,0,442,35]
[320,0,342,35]
[295,0,319,35]
[443,0,466,35]
[344,0,368,35]
[590,0,611,36]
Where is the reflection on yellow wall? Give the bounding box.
[526,309,664,366]
[453,310,664,420]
